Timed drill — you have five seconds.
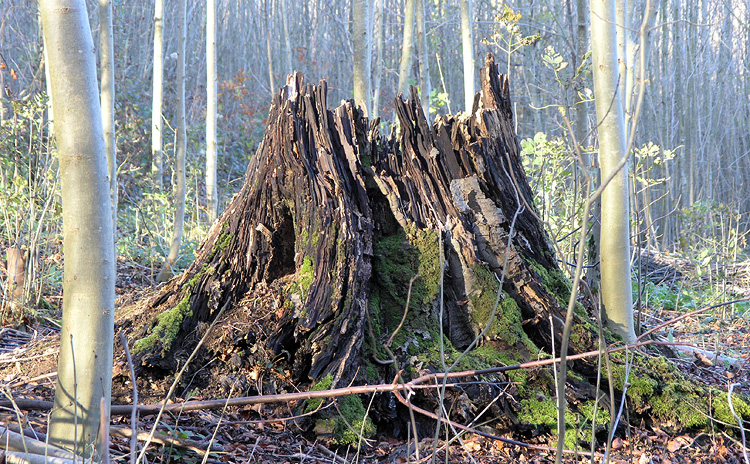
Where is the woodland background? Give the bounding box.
[2,0,750,284]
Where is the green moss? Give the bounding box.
[713,391,750,424]
[528,260,572,305]
[133,293,192,353]
[370,227,441,354]
[606,353,750,431]
[467,264,539,354]
[650,381,710,428]
[330,394,376,445]
[305,373,334,412]
[469,265,520,343]
[519,396,610,450]
[298,256,314,296]
[306,374,375,445]
[215,232,232,252]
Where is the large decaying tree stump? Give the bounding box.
[121,54,602,436]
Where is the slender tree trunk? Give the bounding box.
[158,0,188,282]
[575,0,589,153]
[99,0,117,235]
[265,0,275,97]
[459,0,475,113]
[397,0,416,95]
[590,0,635,342]
[415,0,431,121]
[352,0,372,116]
[206,0,218,223]
[40,0,115,457]
[42,22,55,140]
[151,0,164,189]
[371,0,385,119]
[281,0,293,75]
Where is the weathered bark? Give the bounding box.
[125,55,596,425]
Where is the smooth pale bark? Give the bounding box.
[615,0,637,137]
[352,0,372,116]
[415,0,431,120]
[158,0,187,282]
[151,0,164,188]
[40,3,55,139]
[264,0,275,96]
[590,0,635,343]
[281,0,293,75]
[575,0,589,153]
[40,0,115,457]
[371,0,384,119]
[397,0,416,95]
[459,0,475,113]
[99,0,117,234]
[206,0,218,223]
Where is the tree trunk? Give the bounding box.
[351,0,372,116]
[415,0,431,121]
[397,0,416,95]
[151,0,164,189]
[590,0,635,342]
[206,0,218,223]
[41,0,115,457]
[99,0,117,235]
[124,56,602,441]
[459,0,475,114]
[371,0,385,119]
[157,0,187,282]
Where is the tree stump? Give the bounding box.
[120,54,602,436]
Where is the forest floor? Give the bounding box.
[0,250,749,463]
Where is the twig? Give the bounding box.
[201,381,235,464]
[728,383,750,464]
[109,426,221,455]
[100,397,111,464]
[136,298,231,464]
[0,426,78,460]
[119,331,139,464]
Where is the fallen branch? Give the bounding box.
[0,427,78,461]
[1,450,92,464]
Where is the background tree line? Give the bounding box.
[3,0,749,265]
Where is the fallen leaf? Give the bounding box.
[667,435,691,452]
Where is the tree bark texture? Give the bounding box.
[127,55,595,406]
[590,0,636,342]
[41,0,115,456]
[150,0,164,188]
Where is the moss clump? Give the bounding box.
[370,227,441,353]
[650,381,710,428]
[528,260,572,306]
[713,391,750,424]
[133,293,192,353]
[298,256,314,296]
[519,396,610,450]
[330,394,376,445]
[608,353,750,431]
[468,264,539,354]
[215,232,232,252]
[305,373,334,412]
[306,374,375,445]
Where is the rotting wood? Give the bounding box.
[113,54,626,441]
